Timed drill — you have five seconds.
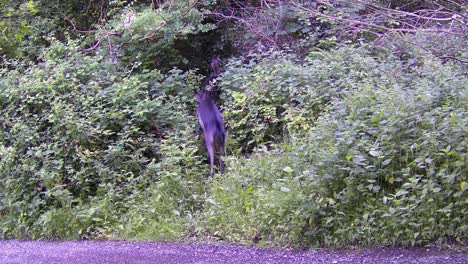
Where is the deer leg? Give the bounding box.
[206,138,215,177]
[217,143,224,174]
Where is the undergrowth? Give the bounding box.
[1,38,466,247]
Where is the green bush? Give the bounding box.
[1,33,466,248]
[220,48,384,153]
[298,55,467,246]
[0,0,38,57]
[114,125,207,240]
[201,46,467,246]
[199,153,310,246]
[0,39,204,239]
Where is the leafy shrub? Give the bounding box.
[201,46,467,246]
[298,56,467,246]
[0,0,38,57]
[102,0,218,72]
[115,125,208,240]
[1,24,466,248]
[199,152,311,246]
[220,47,383,153]
[0,39,204,239]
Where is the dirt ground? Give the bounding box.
[0,240,466,264]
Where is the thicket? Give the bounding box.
[204,47,467,246]
[0,0,467,247]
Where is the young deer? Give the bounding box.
[196,90,225,176]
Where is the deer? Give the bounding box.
[196,57,225,177]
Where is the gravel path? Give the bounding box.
[0,240,466,264]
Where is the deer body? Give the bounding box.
[196,91,225,176]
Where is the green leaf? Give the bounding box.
[382,159,392,166]
[460,181,467,191]
[282,166,294,173]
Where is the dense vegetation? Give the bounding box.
[0,0,466,247]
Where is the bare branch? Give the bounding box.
[287,0,467,64]
[82,39,102,52]
[64,16,100,34]
[291,1,466,35]
[211,11,281,48]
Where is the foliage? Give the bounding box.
[0,0,38,57]
[0,0,466,249]
[297,50,467,246]
[219,47,383,153]
[201,46,467,246]
[199,153,309,246]
[115,126,208,240]
[89,0,219,72]
[0,39,203,239]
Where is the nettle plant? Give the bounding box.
[313,52,467,246]
[202,46,467,246]
[219,48,383,154]
[303,64,467,245]
[0,39,204,239]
